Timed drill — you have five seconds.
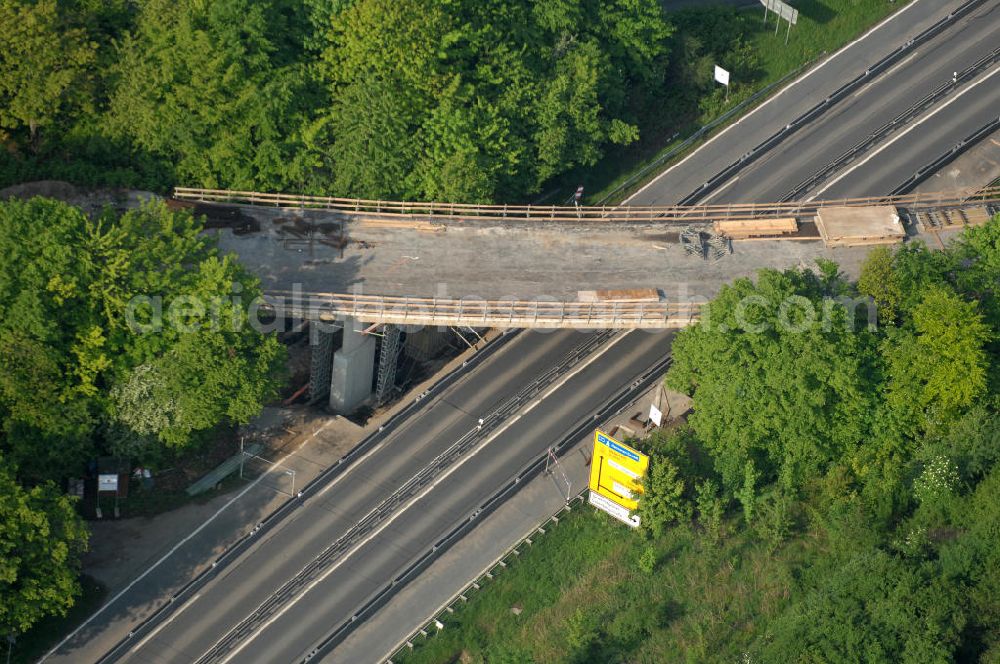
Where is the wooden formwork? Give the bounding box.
[713,217,798,239]
[263,291,700,329]
[814,205,906,247]
[173,186,1000,227]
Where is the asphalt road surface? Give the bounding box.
[814,63,1000,198]
[87,4,998,663]
[117,329,671,663]
[626,0,977,205]
[702,1,1000,204]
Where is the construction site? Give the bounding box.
[165,184,1000,414]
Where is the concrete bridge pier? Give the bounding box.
[330,317,376,413]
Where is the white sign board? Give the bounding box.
[98,473,119,492]
[761,0,798,25]
[714,65,730,87]
[649,404,663,427]
[589,490,640,527]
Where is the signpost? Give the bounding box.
[761,0,798,45]
[587,430,649,527]
[649,403,663,427]
[714,65,731,103]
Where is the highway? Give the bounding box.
[116,328,671,663]
[814,64,1000,198]
[701,1,1000,204]
[84,3,1000,663]
[626,0,983,206]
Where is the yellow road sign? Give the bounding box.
[588,430,649,527]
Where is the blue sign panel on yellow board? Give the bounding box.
[588,430,649,527]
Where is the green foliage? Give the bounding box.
[753,487,795,552]
[637,545,657,574]
[108,0,319,191]
[564,607,600,659]
[949,213,1000,325]
[756,550,965,663]
[694,479,725,543]
[737,459,759,524]
[858,245,902,324]
[0,198,285,481]
[0,0,97,146]
[883,285,990,429]
[0,459,88,636]
[666,268,877,493]
[912,455,960,507]
[638,456,688,539]
[318,0,672,201]
[921,406,1000,483]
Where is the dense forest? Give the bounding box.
[399,216,1000,663]
[0,198,285,640]
[0,0,773,202]
[651,223,1000,659]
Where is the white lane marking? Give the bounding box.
[623,0,924,204]
[852,51,919,99]
[39,419,338,663]
[522,332,629,415]
[698,174,741,204]
[211,332,632,664]
[317,332,548,498]
[808,64,1000,200]
[129,594,201,653]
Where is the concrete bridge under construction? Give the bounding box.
[172,186,1000,413]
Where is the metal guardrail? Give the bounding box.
[308,355,675,664]
[93,329,523,664]
[594,61,814,206]
[263,291,702,329]
[676,0,989,205]
[782,46,1000,201]
[381,492,588,663]
[191,331,620,663]
[891,115,1000,195]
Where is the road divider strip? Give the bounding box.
[302,353,674,663]
[676,0,988,206]
[91,329,522,664]
[191,331,622,663]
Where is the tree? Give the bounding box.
[884,285,990,429]
[638,456,689,539]
[694,479,725,543]
[948,214,1000,326]
[0,198,286,480]
[0,459,88,637]
[96,204,287,451]
[0,0,96,146]
[316,0,672,201]
[666,268,877,494]
[108,0,317,191]
[858,246,902,325]
[0,198,102,479]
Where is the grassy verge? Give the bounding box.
[7,575,108,664]
[395,505,816,664]
[559,0,914,205]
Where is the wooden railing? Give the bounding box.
[174,186,1000,226]
[261,291,701,329]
